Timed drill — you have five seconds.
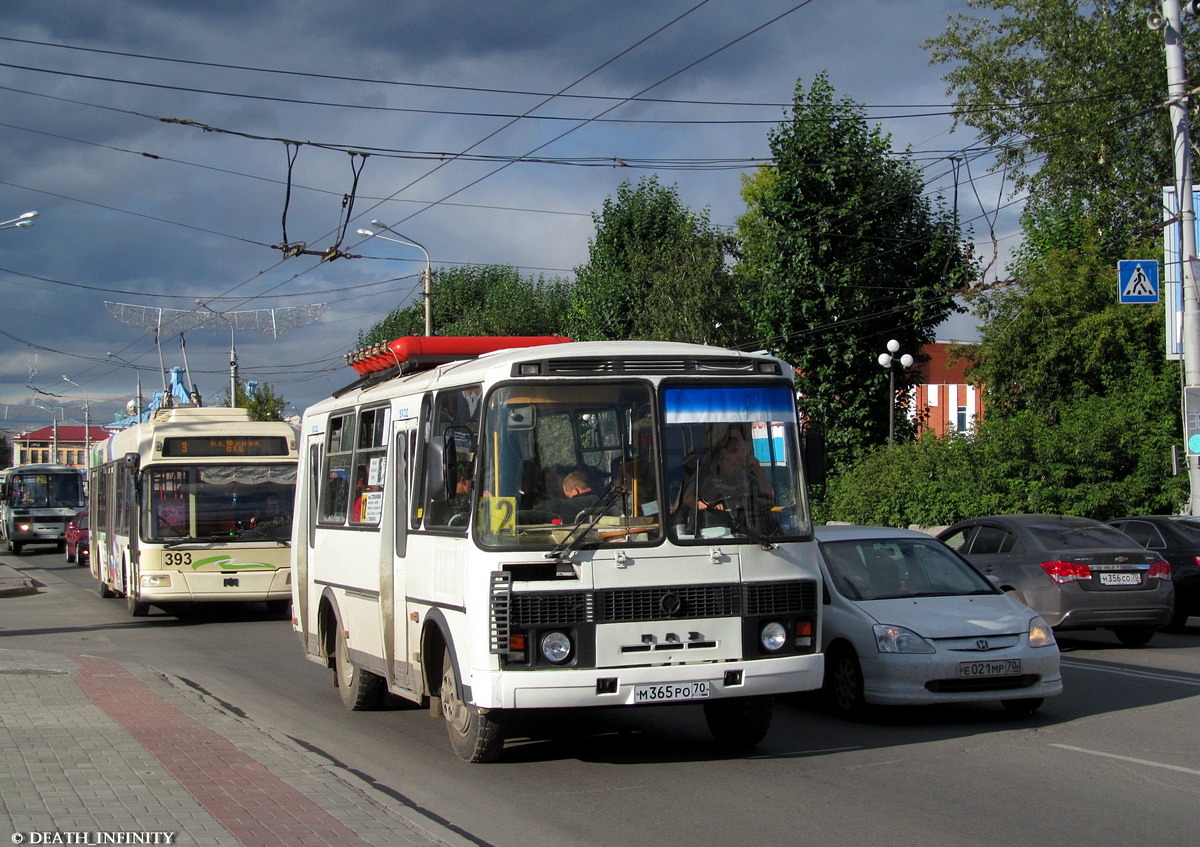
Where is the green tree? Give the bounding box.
[567,176,745,345]
[925,0,1186,254]
[214,379,288,421]
[359,265,572,345]
[735,74,975,468]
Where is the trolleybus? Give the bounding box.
[89,406,298,616]
[0,463,86,554]
[293,337,825,762]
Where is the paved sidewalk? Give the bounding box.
[0,647,476,847]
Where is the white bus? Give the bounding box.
[0,463,86,554]
[89,406,299,617]
[293,337,824,762]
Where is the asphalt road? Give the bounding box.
[3,546,1198,847]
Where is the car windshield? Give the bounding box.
[1027,522,1133,551]
[144,464,297,542]
[820,537,995,601]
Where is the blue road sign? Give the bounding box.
[1118,260,1159,304]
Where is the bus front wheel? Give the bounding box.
[334,625,384,710]
[440,647,504,763]
[127,592,149,617]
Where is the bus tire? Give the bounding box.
[98,575,115,599]
[703,695,773,749]
[440,647,504,763]
[127,591,150,617]
[334,625,384,710]
[9,540,21,555]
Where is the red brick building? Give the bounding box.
[910,342,983,437]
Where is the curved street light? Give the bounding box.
[358,223,432,336]
[0,211,38,231]
[878,339,914,447]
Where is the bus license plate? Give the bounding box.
[633,681,711,703]
[959,659,1021,678]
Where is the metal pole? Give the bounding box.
[887,365,896,447]
[424,266,432,337]
[1164,0,1200,513]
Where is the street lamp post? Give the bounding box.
[106,353,146,422]
[358,223,432,336]
[0,211,38,231]
[877,339,914,447]
[62,376,92,467]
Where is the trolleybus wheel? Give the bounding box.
[702,695,773,748]
[98,575,115,599]
[127,592,150,617]
[440,646,504,763]
[334,625,384,710]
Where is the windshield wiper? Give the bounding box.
[545,483,625,560]
[703,503,776,551]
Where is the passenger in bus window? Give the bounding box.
[157,499,187,537]
[351,466,368,522]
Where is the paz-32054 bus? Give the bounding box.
[0,463,86,554]
[293,337,824,761]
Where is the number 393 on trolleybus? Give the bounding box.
[89,406,298,617]
[292,336,825,762]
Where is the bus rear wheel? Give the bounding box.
[439,647,504,763]
[334,625,384,710]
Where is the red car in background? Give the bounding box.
[65,510,88,566]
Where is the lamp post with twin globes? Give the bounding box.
[878,340,914,447]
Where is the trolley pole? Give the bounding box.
[1161,0,1200,513]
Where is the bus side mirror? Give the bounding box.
[122,452,140,471]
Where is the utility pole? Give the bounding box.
[1159,1,1200,513]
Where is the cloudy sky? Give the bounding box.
[0,0,1017,429]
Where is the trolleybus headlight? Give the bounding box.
[760,621,787,652]
[540,631,573,664]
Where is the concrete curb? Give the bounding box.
[0,562,38,597]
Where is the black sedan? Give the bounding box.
[938,514,1174,647]
[1106,516,1200,630]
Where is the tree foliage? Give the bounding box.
[214,378,288,421]
[925,0,1186,253]
[567,176,745,345]
[735,74,975,468]
[359,265,573,345]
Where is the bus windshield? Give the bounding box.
[474,380,808,549]
[662,384,808,543]
[144,464,297,542]
[8,471,84,509]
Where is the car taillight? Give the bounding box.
[1041,560,1093,583]
[1148,559,1172,580]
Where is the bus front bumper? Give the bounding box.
[470,653,824,710]
[136,568,292,603]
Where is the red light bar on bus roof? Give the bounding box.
[345,335,573,376]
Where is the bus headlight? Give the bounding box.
[141,575,172,588]
[540,631,573,664]
[760,621,787,652]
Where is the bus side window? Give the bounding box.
[319,412,354,524]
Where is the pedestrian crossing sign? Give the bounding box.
[1118,260,1159,304]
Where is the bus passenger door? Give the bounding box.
[383,419,414,693]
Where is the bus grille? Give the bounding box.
[744,580,817,615]
[489,571,513,653]
[503,580,816,627]
[597,584,740,621]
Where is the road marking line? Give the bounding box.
[1059,659,1200,686]
[1051,744,1200,776]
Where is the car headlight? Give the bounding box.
[540,631,573,664]
[1027,616,1056,648]
[760,621,787,652]
[873,624,935,654]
